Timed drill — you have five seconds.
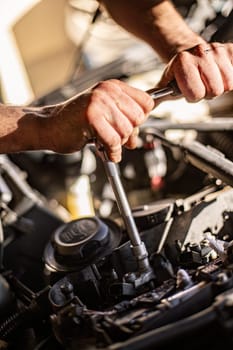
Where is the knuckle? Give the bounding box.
[175,50,191,64]
[110,134,121,148]
[89,89,105,106]
[211,86,224,97]
[144,94,154,112]
[95,79,119,93]
[186,91,205,102]
[98,80,112,91]
[132,109,146,126]
[121,124,133,138]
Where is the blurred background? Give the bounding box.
[0,0,150,104]
[0,0,232,105]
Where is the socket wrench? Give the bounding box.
[91,85,179,280]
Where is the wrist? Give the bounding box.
[168,36,206,60]
[19,105,56,152]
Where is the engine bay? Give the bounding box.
[0,2,233,349]
[1,116,233,349]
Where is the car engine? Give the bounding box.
[1,117,233,350]
[0,2,233,349]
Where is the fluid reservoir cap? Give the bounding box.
[54,216,109,256]
[58,218,98,244]
[44,216,122,273]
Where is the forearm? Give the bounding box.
[100,0,205,62]
[0,78,155,161]
[0,104,52,153]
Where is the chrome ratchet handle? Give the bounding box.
[146,81,181,100]
[97,143,151,273]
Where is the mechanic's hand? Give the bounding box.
[49,79,154,162]
[158,42,233,102]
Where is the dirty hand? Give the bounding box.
[49,79,154,162]
[158,42,233,102]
